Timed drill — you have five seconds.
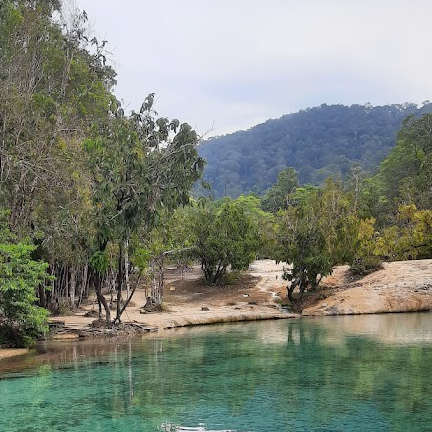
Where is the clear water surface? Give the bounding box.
[1,313,432,432]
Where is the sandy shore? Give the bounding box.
[50,260,297,339]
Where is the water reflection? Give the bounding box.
[0,313,432,432]
[160,423,240,432]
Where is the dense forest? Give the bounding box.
[0,0,203,346]
[1,0,431,349]
[198,103,432,198]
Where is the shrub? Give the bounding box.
[0,214,51,347]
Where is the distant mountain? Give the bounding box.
[198,103,432,198]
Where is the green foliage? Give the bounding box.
[89,250,110,273]
[261,167,299,212]
[1,0,432,326]
[190,200,260,284]
[84,95,204,319]
[199,103,432,198]
[84,94,204,247]
[0,0,118,313]
[274,179,357,306]
[369,114,432,215]
[350,218,383,276]
[378,205,432,260]
[0,214,51,347]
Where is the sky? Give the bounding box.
[74,0,432,136]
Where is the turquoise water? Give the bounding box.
[1,313,432,431]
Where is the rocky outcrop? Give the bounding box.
[303,259,432,316]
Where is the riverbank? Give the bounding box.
[42,258,432,340]
[48,260,297,339]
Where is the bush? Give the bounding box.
[0,215,51,347]
[222,270,241,285]
[350,257,383,276]
[191,200,260,285]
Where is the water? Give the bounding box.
[1,313,432,432]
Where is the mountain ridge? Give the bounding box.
[198,102,432,198]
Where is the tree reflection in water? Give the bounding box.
[0,314,432,432]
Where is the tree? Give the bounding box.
[261,167,299,212]
[350,218,383,275]
[0,0,117,313]
[0,1,116,231]
[275,179,357,308]
[0,213,51,347]
[378,205,432,261]
[191,200,259,285]
[371,113,432,214]
[84,94,204,323]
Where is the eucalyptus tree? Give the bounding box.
[84,94,204,323]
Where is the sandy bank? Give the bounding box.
[52,307,297,339]
[50,260,296,338]
[48,259,432,338]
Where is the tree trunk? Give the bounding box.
[116,275,142,320]
[69,266,76,309]
[115,242,123,323]
[95,271,111,324]
[124,239,130,298]
[78,265,88,307]
[287,282,296,304]
[143,259,164,312]
[38,285,47,309]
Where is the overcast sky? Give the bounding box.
[74,0,432,136]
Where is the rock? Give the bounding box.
[201,307,210,311]
[303,258,432,316]
[248,301,258,305]
[91,319,107,328]
[326,306,341,315]
[84,309,98,318]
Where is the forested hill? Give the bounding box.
[198,103,432,198]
